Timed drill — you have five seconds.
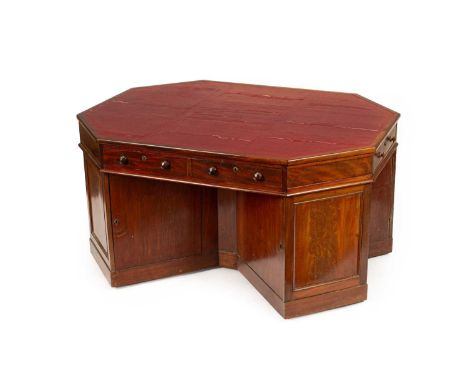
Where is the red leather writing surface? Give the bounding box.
[78,81,398,161]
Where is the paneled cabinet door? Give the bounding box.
[285,184,370,301]
[108,175,214,271]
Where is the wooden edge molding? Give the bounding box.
[79,135,398,196]
[373,144,398,179]
[239,259,368,319]
[238,261,286,317]
[284,284,368,319]
[90,236,219,287]
[78,116,386,168]
[287,154,372,191]
[100,169,288,196]
[290,276,361,300]
[111,255,219,287]
[219,251,238,269]
[90,238,112,284]
[79,143,101,168]
[369,239,393,258]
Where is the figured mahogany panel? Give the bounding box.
[78,80,399,162]
[109,176,209,270]
[287,155,372,189]
[237,193,285,299]
[84,157,108,256]
[292,192,362,290]
[369,151,396,257]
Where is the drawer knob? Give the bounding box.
[161,160,171,170]
[253,172,264,182]
[208,166,218,176]
[119,155,129,165]
[386,136,396,143]
[376,152,385,158]
[232,166,240,173]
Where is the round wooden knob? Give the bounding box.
[119,155,128,165]
[253,172,264,182]
[208,166,218,176]
[161,160,171,170]
[376,152,385,158]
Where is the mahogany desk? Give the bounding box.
[78,81,399,318]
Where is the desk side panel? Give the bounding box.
[237,193,285,299]
[82,147,115,277]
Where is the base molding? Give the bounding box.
[111,255,219,287]
[238,260,285,316]
[90,238,219,287]
[90,240,367,318]
[90,239,112,284]
[284,284,367,318]
[219,251,238,269]
[369,239,393,258]
[238,259,367,319]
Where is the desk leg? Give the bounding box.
[237,184,371,318]
[217,190,238,269]
[369,151,397,257]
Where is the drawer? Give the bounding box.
[288,155,372,189]
[190,159,283,192]
[373,124,397,171]
[102,145,188,178]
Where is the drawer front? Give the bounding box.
[288,155,372,189]
[373,124,397,171]
[102,145,188,178]
[191,159,283,192]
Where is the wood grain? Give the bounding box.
[292,193,361,289]
[191,157,283,193]
[369,150,396,257]
[287,154,372,189]
[237,193,285,299]
[78,80,398,318]
[108,175,217,272]
[78,80,399,163]
[84,157,109,257]
[284,185,370,302]
[217,189,238,268]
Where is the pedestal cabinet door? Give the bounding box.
[286,185,368,301]
[293,193,361,288]
[109,175,204,270]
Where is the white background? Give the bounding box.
[1,1,467,381]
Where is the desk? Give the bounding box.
[78,81,399,318]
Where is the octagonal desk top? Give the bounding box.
[78,80,399,165]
